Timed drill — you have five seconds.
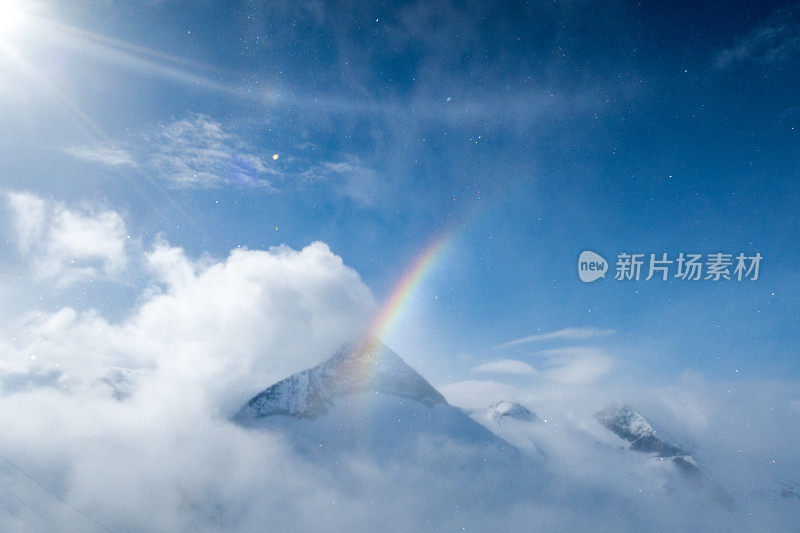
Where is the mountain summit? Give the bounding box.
[233,342,513,459]
[234,341,446,423]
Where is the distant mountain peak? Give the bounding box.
[233,341,447,422]
[596,403,699,475]
[491,401,537,421]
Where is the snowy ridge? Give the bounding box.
[596,403,699,475]
[233,341,446,422]
[595,403,655,441]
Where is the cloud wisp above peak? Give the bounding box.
[537,346,615,385]
[471,359,538,376]
[495,327,616,349]
[469,347,614,385]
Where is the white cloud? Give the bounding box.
[135,240,376,411]
[471,358,537,375]
[4,192,129,282]
[5,191,45,254]
[48,209,127,275]
[0,241,375,414]
[496,327,615,349]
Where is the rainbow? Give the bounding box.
[342,228,455,428]
[348,191,503,383]
[354,229,455,359]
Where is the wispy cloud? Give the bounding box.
[64,115,277,189]
[471,359,537,376]
[470,348,613,384]
[64,116,389,201]
[301,156,386,208]
[538,347,614,385]
[495,327,615,349]
[63,145,135,167]
[715,5,800,68]
[144,115,275,189]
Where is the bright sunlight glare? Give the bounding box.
[0,0,25,35]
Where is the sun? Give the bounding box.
[0,0,26,35]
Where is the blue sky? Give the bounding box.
[1,0,798,386]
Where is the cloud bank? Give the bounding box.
[0,192,798,531]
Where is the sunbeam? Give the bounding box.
[37,17,277,103]
[0,11,210,243]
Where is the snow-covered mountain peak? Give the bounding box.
[491,401,537,421]
[596,403,655,441]
[233,341,446,422]
[596,403,699,475]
